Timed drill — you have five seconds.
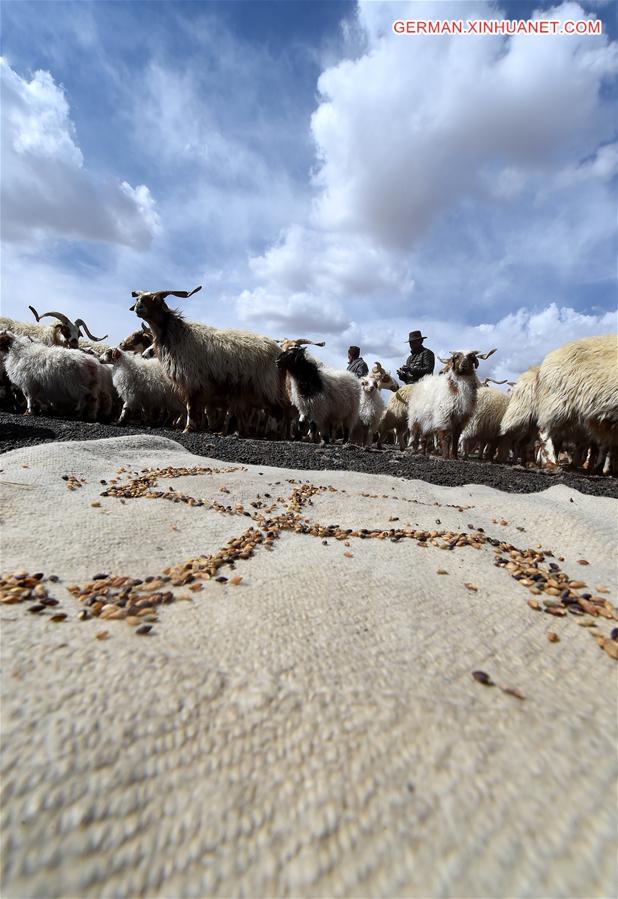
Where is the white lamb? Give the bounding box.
[354,376,386,449]
[100,348,185,425]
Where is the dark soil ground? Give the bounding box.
[1,410,616,497]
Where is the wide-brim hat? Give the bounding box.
[407,330,427,342]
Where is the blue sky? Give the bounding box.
[1,0,616,380]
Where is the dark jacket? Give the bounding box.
[347,356,369,378]
[397,347,435,384]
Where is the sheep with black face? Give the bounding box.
[275,344,360,445]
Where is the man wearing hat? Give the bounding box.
[347,345,369,378]
[397,330,435,384]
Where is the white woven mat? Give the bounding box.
[1,435,616,898]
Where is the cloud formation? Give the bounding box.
[238,0,617,371]
[1,59,159,249]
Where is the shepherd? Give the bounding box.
[397,330,435,384]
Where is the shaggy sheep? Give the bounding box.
[460,386,510,461]
[129,286,291,433]
[354,376,386,449]
[377,385,415,449]
[407,349,497,459]
[0,308,108,356]
[275,345,360,445]
[535,335,618,473]
[0,330,101,418]
[498,366,541,465]
[100,348,185,425]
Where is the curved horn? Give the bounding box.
[37,310,73,326]
[294,339,325,348]
[438,356,450,364]
[157,286,202,300]
[28,305,43,322]
[476,348,497,360]
[75,319,107,342]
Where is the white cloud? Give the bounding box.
[311,0,616,247]
[322,303,617,382]
[249,224,414,298]
[1,58,160,249]
[237,286,348,335]
[237,0,617,346]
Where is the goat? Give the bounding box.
[129,287,291,434]
[100,348,185,425]
[0,308,108,354]
[498,366,540,465]
[275,345,360,445]
[377,385,414,450]
[535,335,618,474]
[0,330,101,418]
[119,323,153,355]
[407,349,497,459]
[370,362,399,392]
[354,376,386,449]
[29,306,107,350]
[460,386,510,461]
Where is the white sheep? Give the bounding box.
[460,386,510,461]
[370,362,399,392]
[0,330,101,418]
[498,366,540,465]
[535,334,618,473]
[377,385,415,449]
[100,348,185,425]
[354,376,386,449]
[275,344,360,445]
[407,349,496,459]
[129,287,291,434]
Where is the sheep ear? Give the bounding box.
[477,348,497,360]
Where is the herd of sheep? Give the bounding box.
[0,289,616,475]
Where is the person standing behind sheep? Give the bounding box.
[347,345,369,378]
[397,330,435,384]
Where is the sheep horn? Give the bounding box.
[476,348,497,360]
[157,286,203,300]
[438,356,450,364]
[75,319,107,341]
[28,305,43,322]
[35,310,73,326]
